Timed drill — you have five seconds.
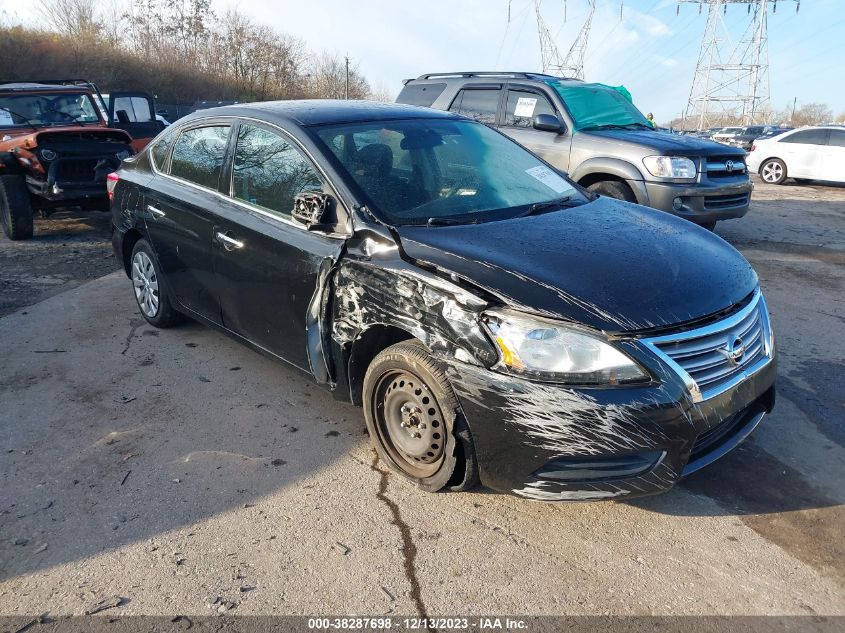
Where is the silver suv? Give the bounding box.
[398,72,753,229]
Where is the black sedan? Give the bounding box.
[110,100,776,501]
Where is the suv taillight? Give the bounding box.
[106,172,120,200]
[750,144,756,152]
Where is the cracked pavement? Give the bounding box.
[0,178,843,616]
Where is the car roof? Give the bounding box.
[183,99,459,127]
[0,82,94,93]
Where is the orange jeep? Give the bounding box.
[0,79,163,240]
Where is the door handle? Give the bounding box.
[147,204,165,218]
[216,231,244,251]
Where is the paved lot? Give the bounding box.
[0,179,843,616]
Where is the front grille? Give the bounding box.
[704,193,750,209]
[56,158,99,182]
[642,289,772,402]
[706,157,747,178]
[690,411,743,459]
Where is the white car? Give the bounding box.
[746,126,845,184]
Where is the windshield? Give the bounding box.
[545,81,651,132]
[0,92,102,128]
[313,118,579,225]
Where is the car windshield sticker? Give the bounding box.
[0,109,15,126]
[514,97,537,118]
[525,165,569,193]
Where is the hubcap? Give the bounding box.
[762,162,782,182]
[373,370,446,478]
[132,251,160,318]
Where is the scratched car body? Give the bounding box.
[110,100,776,501]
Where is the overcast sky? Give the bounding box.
[2,0,843,122]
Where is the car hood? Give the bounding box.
[395,197,758,333]
[576,128,745,157]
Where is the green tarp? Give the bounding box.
[544,80,651,132]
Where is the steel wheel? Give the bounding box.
[372,369,446,479]
[132,250,160,318]
[760,159,786,184]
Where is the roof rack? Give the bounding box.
[0,78,100,92]
[412,71,578,81]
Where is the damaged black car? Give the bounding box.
[110,101,776,501]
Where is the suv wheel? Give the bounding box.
[760,158,787,184]
[363,340,479,493]
[587,180,636,202]
[0,175,34,240]
[130,239,183,328]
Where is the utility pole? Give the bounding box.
[533,0,609,80]
[345,55,350,100]
[791,96,797,124]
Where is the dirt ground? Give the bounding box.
[0,178,843,619]
[0,209,118,318]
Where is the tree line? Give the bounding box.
[668,102,845,130]
[0,0,381,105]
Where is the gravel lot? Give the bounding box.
[0,178,843,617]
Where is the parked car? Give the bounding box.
[711,127,743,144]
[111,100,776,501]
[724,126,767,151]
[397,72,751,230]
[756,126,792,141]
[747,126,845,185]
[0,79,162,240]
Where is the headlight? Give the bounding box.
[482,310,649,385]
[115,149,132,161]
[642,156,697,180]
[39,149,57,161]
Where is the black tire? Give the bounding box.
[586,180,636,202]
[129,239,183,328]
[0,175,34,240]
[759,158,787,185]
[363,340,479,493]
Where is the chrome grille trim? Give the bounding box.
[641,288,773,403]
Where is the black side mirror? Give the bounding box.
[533,113,563,133]
[293,191,334,230]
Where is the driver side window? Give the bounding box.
[504,90,556,128]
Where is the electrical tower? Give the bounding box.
[534,1,597,79]
[681,0,799,129]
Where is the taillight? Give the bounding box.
[750,144,756,152]
[106,171,120,200]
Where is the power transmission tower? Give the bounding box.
[559,0,596,79]
[681,0,799,129]
[534,0,566,75]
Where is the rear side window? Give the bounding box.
[150,129,176,170]
[396,83,447,107]
[504,90,556,127]
[827,129,845,147]
[780,129,829,145]
[448,89,499,124]
[169,125,230,189]
[231,124,324,220]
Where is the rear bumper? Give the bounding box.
[445,339,776,502]
[642,178,753,224]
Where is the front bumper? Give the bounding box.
[445,337,776,502]
[642,177,753,224]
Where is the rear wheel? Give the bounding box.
[363,340,478,493]
[760,158,787,184]
[130,239,183,328]
[0,175,34,240]
[586,180,636,202]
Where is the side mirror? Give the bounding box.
[293,191,333,230]
[533,113,563,133]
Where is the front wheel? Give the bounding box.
[363,340,478,493]
[0,175,34,240]
[130,239,183,328]
[587,180,636,202]
[760,158,787,184]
